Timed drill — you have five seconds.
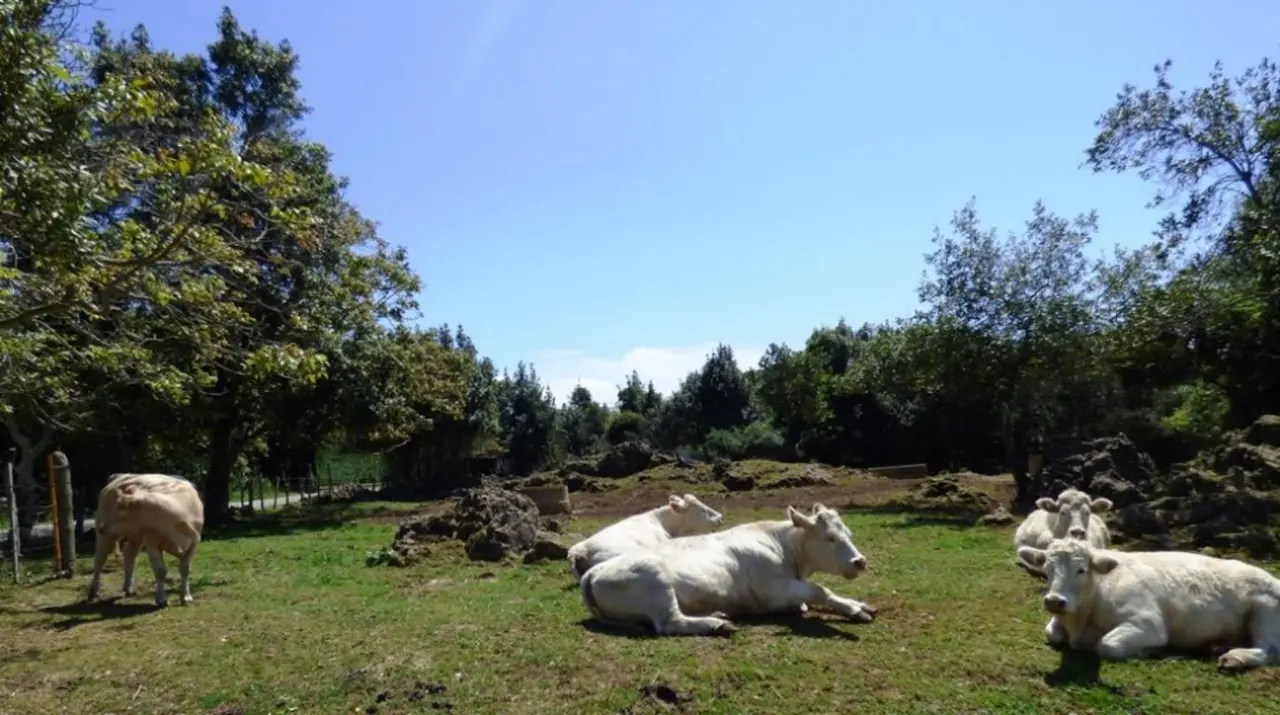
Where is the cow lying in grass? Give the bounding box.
[579,503,875,636]
[87,473,205,607]
[1013,488,1112,578]
[1019,538,1280,673]
[567,493,724,580]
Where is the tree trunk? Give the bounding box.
[1001,404,1032,505]
[205,413,239,525]
[2,417,53,543]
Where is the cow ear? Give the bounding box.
[787,506,815,529]
[1091,553,1119,574]
[1017,546,1047,568]
[668,494,688,511]
[811,502,827,515]
[1090,497,1113,513]
[1035,497,1058,513]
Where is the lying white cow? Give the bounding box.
[88,473,205,607]
[567,493,724,580]
[1019,538,1280,673]
[579,502,875,636]
[1013,488,1112,577]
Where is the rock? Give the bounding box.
[1209,443,1280,491]
[595,441,656,478]
[711,459,732,480]
[721,474,756,492]
[1243,415,1280,448]
[521,531,575,564]
[451,487,541,561]
[1088,473,1148,508]
[540,516,563,534]
[977,506,1014,526]
[1118,502,1169,535]
[1028,433,1159,507]
[559,460,598,477]
[563,473,615,493]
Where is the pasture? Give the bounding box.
[1,474,1278,715]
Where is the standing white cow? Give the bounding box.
[567,493,724,580]
[579,502,875,636]
[1019,538,1280,673]
[1013,488,1112,577]
[87,473,205,607]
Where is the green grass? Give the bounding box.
[1,493,1278,714]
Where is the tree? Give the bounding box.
[692,344,750,435]
[559,384,607,456]
[1087,57,1280,426]
[0,0,282,531]
[497,362,558,475]
[917,199,1105,498]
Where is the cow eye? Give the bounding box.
[1076,567,1086,575]
[826,535,836,543]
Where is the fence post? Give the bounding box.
[52,451,74,576]
[5,448,20,583]
[45,452,62,574]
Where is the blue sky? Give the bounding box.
[90,0,1275,405]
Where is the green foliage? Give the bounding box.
[558,384,608,456]
[605,410,645,445]
[700,421,787,461]
[1160,381,1231,441]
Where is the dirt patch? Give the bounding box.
[374,487,568,566]
[876,475,1000,517]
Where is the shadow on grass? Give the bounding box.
[37,597,165,631]
[204,499,423,541]
[578,612,862,641]
[844,503,987,530]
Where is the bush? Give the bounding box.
[1160,381,1230,443]
[700,422,788,461]
[606,410,646,445]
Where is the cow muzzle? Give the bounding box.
[1043,593,1068,614]
[843,556,867,578]
[1068,527,1086,539]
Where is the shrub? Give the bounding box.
[700,422,787,461]
[606,410,646,445]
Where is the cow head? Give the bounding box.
[1018,538,1119,616]
[1036,488,1112,540]
[665,493,724,535]
[788,503,867,579]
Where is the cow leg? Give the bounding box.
[782,579,874,623]
[177,542,198,605]
[1218,601,1280,673]
[1043,616,1069,650]
[120,539,141,597]
[651,589,737,637]
[87,531,115,601]
[144,544,169,607]
[1094,620,1167,661]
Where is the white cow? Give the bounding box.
[567,493,724,580]
[88,473,205,607]
[1019,538,1280,673]
[579,502,875,636]
[1013,488,1112,577]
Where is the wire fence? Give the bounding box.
[2,460,387,585]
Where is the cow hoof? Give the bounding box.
[711,619,738,636]
[851,609,875,624]
[860,603,878,617]
[181,595,194,605]
[708,611,730,620]
[1217,653,1248,673]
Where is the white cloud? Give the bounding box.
[534,343,765,407]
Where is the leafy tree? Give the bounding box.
[497,362,558,475]
[692,344,750,435]
[558,384,607,456]
[917,199,1105,497]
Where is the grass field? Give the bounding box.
[1,473,1278,715]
